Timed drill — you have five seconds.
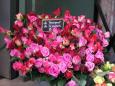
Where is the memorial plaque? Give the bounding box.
[42,19,64,31]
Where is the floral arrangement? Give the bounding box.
[0,8,113,86]
[93,62,115,86]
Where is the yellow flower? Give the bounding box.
[94,76,105,84]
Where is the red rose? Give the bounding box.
[53,8,61,16]
[64,70,73,79]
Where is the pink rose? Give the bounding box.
[38,67,45,73]
[108,72,115,83]
[10,49,21,57]
[102,39,109,47]
[27,12,38,23]
[78,36,87,47]
[22,28,28,34]
[58,61,67,73]
[66,80,78,86]
[85,62,95,72]
[95,51,104,62]
[56,36,63,43]
[63,53,72,63]
[48,54,57,62]
[15,20,23,27]
[72,55,81,65]
[13,61,23,71]
[48,64,60,77]
[104,32,110,38]
[25,47,32,57]
[41,47,50,57]
[86,54,94,62]
[4,36,11,48]
[35,58,43,68]
[78,15,85,22]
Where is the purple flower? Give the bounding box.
[66,80,78,86]
[86,54,94,62]
[85,62,95,72]
[41,47,50,57]
[10,49,21,57]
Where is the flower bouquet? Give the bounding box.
[0,9,113,86]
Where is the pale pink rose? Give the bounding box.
[56,36,63,43]
[66,80,78,86]
[85,48,92,55]
[35,58,43,68]
[21,37,28,44]
[40,47,50,57]
[72,55,81,65]
[95,51,104,62]
[10,49,21,57]
[48,64,60,77]
[13,61,23,71]
[85,62,95,71]
[58,61,67,73]
[102,39,109,47]
[15,20,23,27]
[78,36,87,47]
[104,32,110,38]
[86,54,94,62]
[16,13,23,20]
[4,36,11,48]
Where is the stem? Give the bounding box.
[30,71,33,80]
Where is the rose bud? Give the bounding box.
[64,70,73,79]
[16,13,23,20]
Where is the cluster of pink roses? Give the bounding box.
[3,10,110,85]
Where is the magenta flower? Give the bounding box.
[63,53,72,63]
[66,80,78,86]
[86,54,94,62]
[48,54,57,62]
[10,49,21,57]
[41,47,50,57]
[85,62,95,72]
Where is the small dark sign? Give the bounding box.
[42,19,64,31]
